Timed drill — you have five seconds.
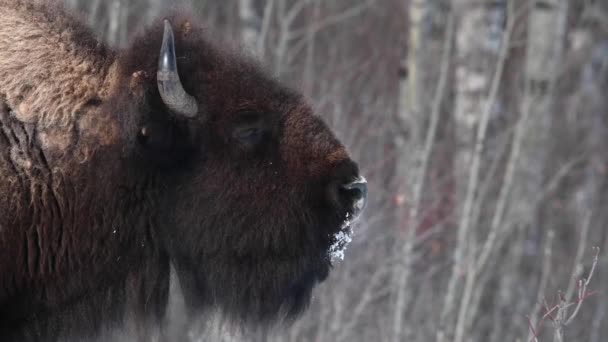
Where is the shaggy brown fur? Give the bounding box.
[0,1,364,341]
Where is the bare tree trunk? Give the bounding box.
[238,0,259,52]
[452,0,503,204]
[438,1,507,340]
[507,0,568,253]
[393,1,451,341]
[107,0,128,47]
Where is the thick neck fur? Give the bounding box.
[0,0,120,161]
[0,1,168,340]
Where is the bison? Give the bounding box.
[0,0,367,341]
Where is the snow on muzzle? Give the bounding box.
[329,176,368,262]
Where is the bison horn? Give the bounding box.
[157,20,199,118]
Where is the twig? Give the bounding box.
[527,247,601,342]
[526,230,555,342]
[565,210,592,302]
[564,247,600,325]
[527,316,539,342]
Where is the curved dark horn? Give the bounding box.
[157,20,198,118]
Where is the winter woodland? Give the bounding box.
[64,0,608,341]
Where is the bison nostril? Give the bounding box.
[340,176,368,214]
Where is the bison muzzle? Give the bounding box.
[0,1,367,341]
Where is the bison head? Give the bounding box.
[109,19,367,323]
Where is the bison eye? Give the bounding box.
[234,127,264,145]
[231,112,270,148]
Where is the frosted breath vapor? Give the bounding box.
[0,0,367,340]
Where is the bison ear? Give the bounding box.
[157,20,199,119]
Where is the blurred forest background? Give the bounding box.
[64,0,608,341]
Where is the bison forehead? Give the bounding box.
[281,104,349,177]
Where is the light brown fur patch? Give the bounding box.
[37,128,74,157]
[77,107,120,147]
[0,0,118,160]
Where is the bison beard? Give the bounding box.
[168,168,336,323]
[0,0,367,341]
